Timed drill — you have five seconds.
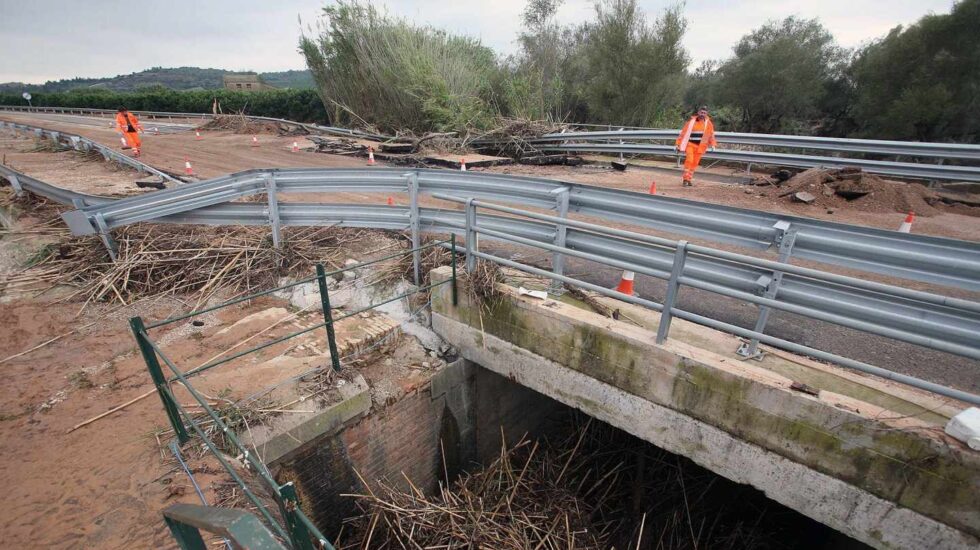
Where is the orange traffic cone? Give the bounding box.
[898,211,914,233]
[614,270,635,295]
[460,158,467,171]
[195,130,202,141]
[251,135,259,147]
[367,147,376,165]
[387,196,395,206]
[184,158,194,176]
[649,181,657,195]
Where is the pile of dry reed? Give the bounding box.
[1,224,366,306]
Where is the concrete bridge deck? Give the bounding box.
[428,266,980,549]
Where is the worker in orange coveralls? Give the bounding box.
[115,107,143,157]
[675,105,717,187]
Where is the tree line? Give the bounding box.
[0,67,315,93]
[0,87,328,123]
[299,0,978,141]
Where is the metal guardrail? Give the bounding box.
[0,105,389,141]
[4,158,978,402]
[132,239,458,550]
[534,142,980,182]
[55,167,980,291]
[434,193,980,406]
[527,128,980,161]
[0,163,108,206]
[0,119,179,184]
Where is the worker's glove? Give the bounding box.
[709,146,715,152]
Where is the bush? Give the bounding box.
[0,87,329,123]
[300,1,501,133]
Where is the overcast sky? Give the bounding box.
[0,0,957,83]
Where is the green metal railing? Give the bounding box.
[131,237,458,550]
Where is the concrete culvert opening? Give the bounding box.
[271,363,866,549]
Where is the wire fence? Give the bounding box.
[131,238,458,549]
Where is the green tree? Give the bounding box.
[506,0,570,120]
[299,0,501,132]
[848,0,980,141]
[575,0,689,127]
[713,16,845,133]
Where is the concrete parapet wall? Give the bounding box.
[429,266,980,550]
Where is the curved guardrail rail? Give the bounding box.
[525,128,980,160]
[0,120,179,184]
[3,164,979,405]
[534,142,980,182]
[56,167,980,291]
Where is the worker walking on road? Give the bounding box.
[115,107,143,157]
[675,105,717,187]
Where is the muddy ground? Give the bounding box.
[0,195,449,548]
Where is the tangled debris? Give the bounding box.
[2,224,365,306]
[464,259,504,303]
[374,238,457,288]
[340,414,821,549]
[199,114,309,136]
[342,433,609,549]
[466,117,569,158]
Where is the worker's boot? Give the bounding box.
[682,178,692,187]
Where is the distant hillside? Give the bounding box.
[0,67,315,93]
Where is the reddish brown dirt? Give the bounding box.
[0,128,155,197]
[1,113,365,180]
[0,298,198,548]
[753,167,948,217]
[0,283,430,548]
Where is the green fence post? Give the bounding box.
[130,316,189,444]
[163,515,208,550]
[450,234,458,306]
[315,264,342,372]
[279,483,316,550]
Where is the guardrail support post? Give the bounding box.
[264,174,282,249]
[737,228,798,359]
[316,264,342,372]
[94,212,118,261]
[279,482,315,550]
[618,127,625,162]
[130,316,189,444]
[7,173,23,196]
[407,172,421,285]
[656,241,689,344]
[448,234,459,307]
[464,198,478,272]
[550,188,570,295]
